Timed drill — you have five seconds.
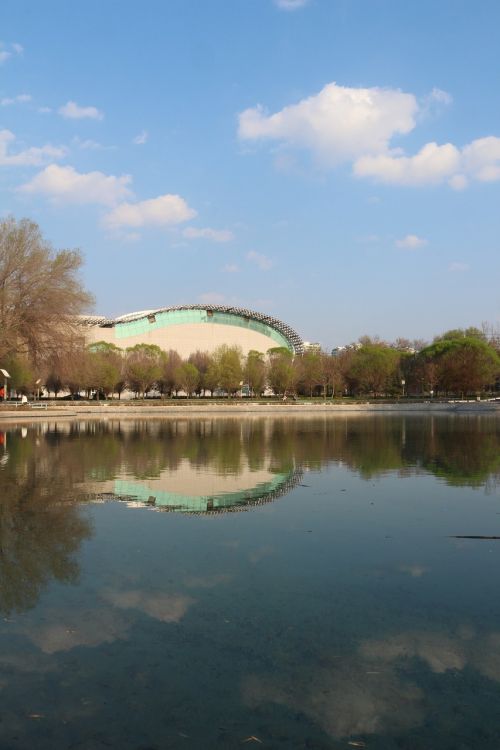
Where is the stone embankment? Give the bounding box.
[0,400,499,421]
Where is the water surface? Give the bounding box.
[1,416,500,749]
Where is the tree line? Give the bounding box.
[1,217,499,400]
[4,329,500,400]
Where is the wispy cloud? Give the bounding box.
[0,130,66,167]
[199,292,226,304]
[419,87,453,120]
[1,93,31,106]
[0,42,24,64]
[222,263,239,273]
[274,0,310,9]
[357,234,380,244]
[133,130,148,145]
[183,226,234,243]
[395,234,428,249]
[247,250,274,270]
[449,261,470,272]
[58,100,104,120]
[72,136,114,151]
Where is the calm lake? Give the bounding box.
[1,415,500,749]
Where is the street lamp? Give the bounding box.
[0,369,11,401]
[401,378,406,398]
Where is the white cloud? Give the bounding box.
[1,93,31,106]
[0,51,11,64]
[462,136,500,182]
[239,81,418,166]
[0,130,67,167]
[274,0,310,9]
[12,43,23,55]
[19,164,132,206]
[222,263,239,273]
[247,250,274,270]
[183,226,234,243]
[38,106,52,114]
[354,142,461,186]
[133,130,148,145]
[58,100,104,120]
[395,234,428,249]
[104,194,196,229]
[355,136,500,188]
[449,262,470,272]
[239,80,500,189]
[199,292,226,304]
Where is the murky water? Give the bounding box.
[1,415,500,749]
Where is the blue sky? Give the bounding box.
[1,0,499,348]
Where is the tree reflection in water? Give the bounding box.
[0,431,92,616]
[1,414,500,615]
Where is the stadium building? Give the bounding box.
[83,304,304,357]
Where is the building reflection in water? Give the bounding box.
[1,414,500,615]
[101,468,303,514]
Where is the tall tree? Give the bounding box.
[188,350,212,396]
[125,344,162,397]
[208,345,243,396]
[0,217,93,364]
[244,350,267,396]
[175,361,200,397]
[267,347,298,397]
[419,337,500,396]
[87,342,124,398]
[158,349,182,397]
[299,351,323,396]
[346,343,401,397]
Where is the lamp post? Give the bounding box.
[401,378,406,398]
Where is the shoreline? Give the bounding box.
[1,400,499,422]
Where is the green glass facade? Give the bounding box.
[114,308,293,352]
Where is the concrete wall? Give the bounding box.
[86,321,283,357]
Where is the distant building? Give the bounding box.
[82,304,304,357]
[303,341,322,354]
[331,343,361,356]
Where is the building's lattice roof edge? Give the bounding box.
[81,304,304,354]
